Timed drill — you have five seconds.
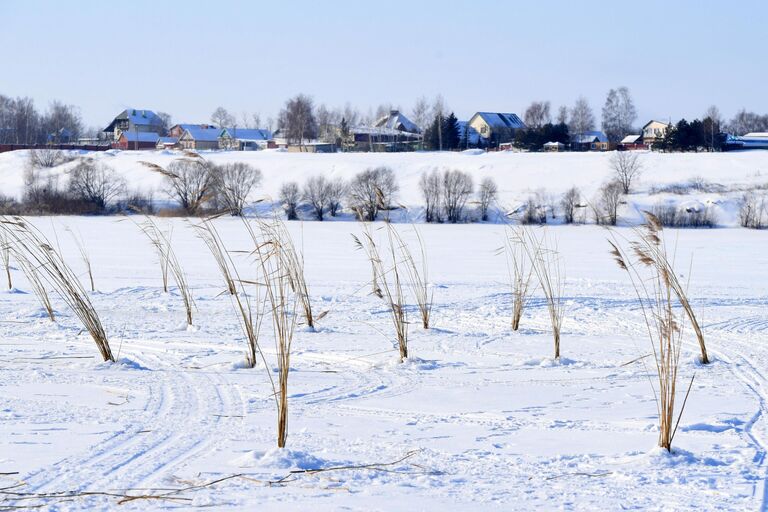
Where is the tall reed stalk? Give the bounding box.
[608,216,696,451]
[0,229,11,290]
[67,228,95,292]
[138,217,194,326]
[515,226,565,358]
[503,229,534,331]
[0,216,113,361]
[353,223,409,361]
[194,217,266,367]
[244,216,299,448]
[390,225,432,329]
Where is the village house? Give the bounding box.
[571,130,610,151]
[113,131,159,150]
[179,125,222,150]
[467,112,526,146]
[642,120,672,146]
[619,134,645,150]
[103,109,165,140]
[219,128,272,150]
[374,110,421,134]
[155,136,180,150]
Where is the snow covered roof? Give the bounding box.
[743,132,768,139]
[373,110,420,134]
[157,137,178,144]
[222,128,272,141]
[120,131,160,143]
[621,135,643,144]
[105,109,163,132]
[182,126,221,142]
[351,126,422,138]
[572,130,608,144]
[472,112,526,131]
[543,141,565,147]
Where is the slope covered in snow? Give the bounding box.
[1,149,767,226]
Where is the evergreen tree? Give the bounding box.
[443,112,460,150]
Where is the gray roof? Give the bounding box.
[374,110,420,134]
[473,112,526,130]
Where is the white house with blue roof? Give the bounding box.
[467,112,526,146]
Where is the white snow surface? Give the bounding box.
[2,149,768,226]
[0,216,767,510]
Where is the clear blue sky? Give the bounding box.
[1,0,765,129]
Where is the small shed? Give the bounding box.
[114,131,159,150]
[543,141,565,152]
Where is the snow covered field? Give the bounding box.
[1,216,767,510]
[1,148,768,225]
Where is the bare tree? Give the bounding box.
[157,112,173,135]
[411,96,431,133]
[560,186,581,224]
[419,169,442,223]
[442,170,473,223]
[556,105,568,125]
[596,181,623,226]
[211,107,235,128]
[610,151,642,194]
[523,101,552,129]
[68,159,126,210]
[40,100,83,142]
[278,94,317,148]
[569,97,595,138]
[478,177,498,221]
[348,167,399,221]
[279,182,301,220]
[142,155,213,215]
[602,87,637,143]
[211,162,262,216]
[327,177,346,217]
[302,175,330,221]
[28,148,66,169]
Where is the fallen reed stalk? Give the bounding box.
[608,220,696,451]
[353,223,409,362]
[514,226,565,358]
[0,216,114,361]
[13,248,55,321]
[138,217,194,326]
[194,216,266,367]
[244,216,299,448]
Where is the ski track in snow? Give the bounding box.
[0,220,767,510]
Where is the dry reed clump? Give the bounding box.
[514,226,565,358]
[353,223,409,362]
[0,216,114,361]
[389,225,432,329]
[613,211,709,364]
[194,216,265,368]
[137,217,194,326]
[501,228,534,331]
[243,216,300,448]
[608,216,697,451]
